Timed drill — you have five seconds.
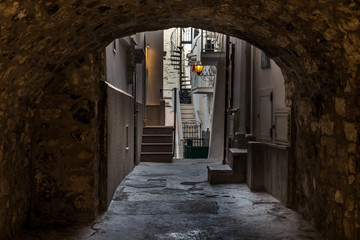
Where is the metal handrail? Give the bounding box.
[201,30,226,53]
[173,88,183,158]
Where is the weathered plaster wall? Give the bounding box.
[208,59,226,159]
[146,31,164,105]
[104,33,145,206]
[230,38,251,135]
[0,1,359,239]
[253,47,287,140]
[31,52,102,225]
[106,38,132,94]
[163,28,179,126]
[106,87,134,205]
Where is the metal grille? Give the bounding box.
[182,120,209,158]
[183,120,201,140]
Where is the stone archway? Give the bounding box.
[0,1,359,239]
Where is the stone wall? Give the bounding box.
[31,52,103,225]
[0,86,34,239]
[292,81,360,238]
[0,0,359,239]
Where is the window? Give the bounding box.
[274,109,291,145]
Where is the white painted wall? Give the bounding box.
[163,28,179,126]
[208,59,226,158]
[252,48,287,141]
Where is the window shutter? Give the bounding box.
[259,89,273,141]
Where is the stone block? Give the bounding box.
[207,164,243,184]
[344,122,357,142]
[247,142,265,191]
[229,148,247,182]
[335,97,346,116]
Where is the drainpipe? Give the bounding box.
[223,35,230,164]
[173,88,177,157]
[133,70,137,165]
[131,39,137,165]
[249,45,254,136]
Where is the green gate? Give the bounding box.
[183,120,209,158]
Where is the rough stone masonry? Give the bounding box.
[0,0,359,239]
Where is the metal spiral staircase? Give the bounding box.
[170,28,192,104]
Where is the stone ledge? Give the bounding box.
[207,163,232,173]
[229,148,247,156]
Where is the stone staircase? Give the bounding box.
[180,104,196,124]
[140,126,173,163]
[207,149,247,184]
[207,138,248,184]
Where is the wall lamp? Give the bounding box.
[194,62,204,75]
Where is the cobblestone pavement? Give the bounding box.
[20,159,322,240]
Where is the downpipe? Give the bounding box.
[223,35,230,165]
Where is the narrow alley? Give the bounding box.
[21,159,322,240]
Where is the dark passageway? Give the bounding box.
[20,159,322,240]
[0,1,359,239]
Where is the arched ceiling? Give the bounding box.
[0,0,359,99]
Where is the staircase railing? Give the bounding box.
[173,88,183,158]
[182,28,192,43]
[192,66,216,91]
[170,28,192,104]
[201,30,226,52]
[170,28,179,53]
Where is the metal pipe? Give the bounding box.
[173,88,177,157]
[250,45,254,135]
[133,70,137,165]
[223,35,230,164]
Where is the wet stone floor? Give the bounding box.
[20,159,323,240]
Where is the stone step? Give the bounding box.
[180,109,194,114]
[180,104,194,110]
[141,143,173,152]
[143,126,173,134]
[182,114,195,119]
[207,163,243,184]
[142,134,173,143]
[140,152,173,163]
[228,148,247,181]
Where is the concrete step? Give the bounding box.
[141,143,173,152]
[142,134,173,143]
[181,109,194,113]
[180,109,194,115]
[229,148,247,177]
[182,113,195,118]
[207,163,243,184]
[141,152,173,163]
[182,117,196,120]
[143,126,173,134]
[180,105,194,110]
